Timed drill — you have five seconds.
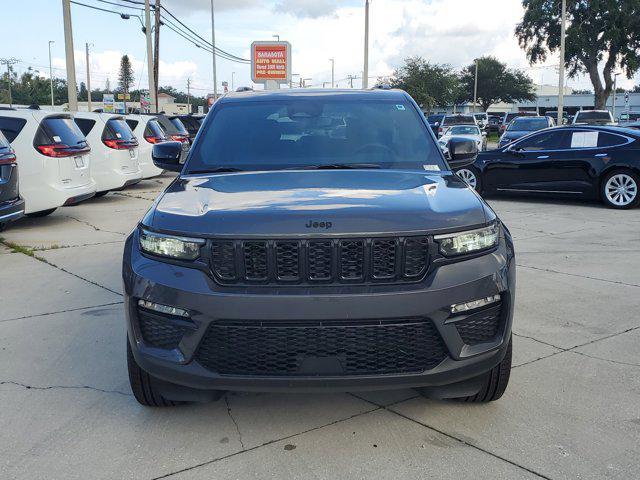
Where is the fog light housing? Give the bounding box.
[138,299,190,318]
[450,294,501,314]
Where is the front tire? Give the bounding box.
[601,170,640,209]
[127,339,183,407]
[456,166,483,193]
[25,208,56,218]
[456,338,512,403]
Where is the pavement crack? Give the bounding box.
[1,380,131,396]
[569,350,640,368]
[0,301,124,323]
[349,393,553,480]
[151,405,381,479]
[63,214,127,236]
[512,332,563,350]
[224,394,245,450]
[517,264,640,288]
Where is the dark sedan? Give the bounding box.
[454,125,640,209]
[426,113,444,135]
[498,116,555,148]
[0,129,24,230]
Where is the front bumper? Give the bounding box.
[123,227,516,393]
[0,197,25,224]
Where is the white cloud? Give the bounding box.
[274,0,340,19]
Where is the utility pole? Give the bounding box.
[85,43,92,111]
[145,0,157,113]
[473,58,479,113]
[186,77,191,112]
[210,0,218,100]
[363,0,370,89]
[612,72,621,119]
[0,58,18,108]
[153,0,161,111]
[557,0,567,126]
[231,71,235,91]
[62,0,78,111]
[48,42,55,108]
[330,58,335,88]
[347,75,356,88]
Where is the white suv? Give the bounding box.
[74,112,142,196]
[0,110,96,216]
[572,110,615,125]
[125,115,166,179]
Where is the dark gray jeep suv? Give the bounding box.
[123,89,515,407]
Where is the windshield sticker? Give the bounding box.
[571,131,598,148]
[395,105,406,111]
[423,164,441,171]
[115,132,122,139]
[52,135,62,143]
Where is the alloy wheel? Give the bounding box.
[457,169,477,190]
[605,173,638,207]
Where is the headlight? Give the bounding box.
[139,228,204,260]
[434,223,499,257]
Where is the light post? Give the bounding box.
[48,41,55,108]
[363,0,370,88]
[62,0,78,111]
[210,0,217,99]
[329,58,335,88]
[557,0,567,126]
[231,71,235,91]
[613,72,622,119]
[473,58,479,113]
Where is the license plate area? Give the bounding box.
[74,156,85,168]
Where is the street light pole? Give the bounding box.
[231,71,235,91]
[0,58,18,108]
[363,0,370,89]
[62,0,78,111]
[473,58,479,113]
[330,58,335,88]
[613,72,621,119]
[145,0,157,113]
[210,0,217,100]
[557,0,567,126]
[85,43,92,111]
[48,41,55,108]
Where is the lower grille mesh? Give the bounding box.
[195,319,447,376]
[138,309,190,349]
[455,305,503,345]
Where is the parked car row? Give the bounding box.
[0,109,203,230]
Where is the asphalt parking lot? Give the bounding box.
[1,174,639,480]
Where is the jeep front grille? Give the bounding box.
[209,236,430,285]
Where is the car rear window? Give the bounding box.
[74,118,96,136]
[0,130,10,149]
[445,115,475,125]
[169,117,189,135]
[0,116,27,142]
[103,118,136,141]
[188,99,445,173]
[144,119,166,138]
[509,118,548,131]
[35,116,87,147]
[577,111,612,122]
[449,126,480,135]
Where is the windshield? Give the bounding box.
[508,118,548,131]
[187,99,445,173]
[577,111,612,121]
[448,126,480,135]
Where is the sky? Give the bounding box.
[3,0,638,98]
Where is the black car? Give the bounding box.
[454,125,640,209]
[425,113,445,135]
[123,89,515,407]
[0,129,24,231]
[487,115,502,133]
[170,114,202,142]
[498,116,555,148]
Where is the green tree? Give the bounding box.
[390,57,461,112]
[458,56,535,112]
[78,82,88,101]
[516,0,640,109]
[118,55,134,94]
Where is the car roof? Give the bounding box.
[553,124,640,136]
[218,88,409,104]
[0,109,73,121]
[73,111,124,120]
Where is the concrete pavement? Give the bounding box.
[1,174,639,479]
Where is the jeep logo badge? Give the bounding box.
[305,220,332,229]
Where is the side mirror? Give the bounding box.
[447,137,478,168]
[152,141,183,172]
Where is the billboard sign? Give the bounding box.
[103,94,115,113]
[251,41,291,87]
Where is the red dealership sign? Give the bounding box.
[251,41,291,85]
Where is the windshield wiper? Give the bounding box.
[287,163,381,170]
[187,167,244,174]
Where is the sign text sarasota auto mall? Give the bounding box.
[251,41,292,89]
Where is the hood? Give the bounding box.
[147,170,488,236]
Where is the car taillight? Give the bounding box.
[36,144,76,157]
[144,135,164,144]
[170,135,189,143]
[0,152,16,165]
[104,138,136,150]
